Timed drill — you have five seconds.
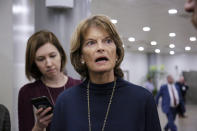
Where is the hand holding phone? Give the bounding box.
[31,96,54,115]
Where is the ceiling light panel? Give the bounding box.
[185,46,191,51]
[155,49,160,53]
[169,33,176,37]
[111,19,117,24]
[138,47,144,51]
[151,41,157,46]
[168,9,178,14]
[143,26,151,32]
[190,36,196,41]
[169,44,175,48]
[128,37,135,42]
[169,51,175,55]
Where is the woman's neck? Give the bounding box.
[89,71,115,84]
[41,73,68,88]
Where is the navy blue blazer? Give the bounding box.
[155,84,185,114]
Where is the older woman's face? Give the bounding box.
[185,0,197,28]
[81,26,117,76]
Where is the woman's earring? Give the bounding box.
[81,60,85,64]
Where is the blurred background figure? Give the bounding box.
[144,77,155,94]
[176,76,189,103]
[0,104,11,131]
[176,76,189,118]
[156,75,185,131]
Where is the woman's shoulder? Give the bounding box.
[66,76,82,87]
[117,78,152,97]
[19,80,42,94]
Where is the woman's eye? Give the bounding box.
[105,38,113,44]
[50,54,56,58]
[86,41,95,46]
[36,57,44,62]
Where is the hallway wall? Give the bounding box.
[0,0,13,126]
[158,53,197,81]
[121,52,197,94]
[156,53,197,89]
[121,51,148,85]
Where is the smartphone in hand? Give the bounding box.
[31,96,53,115]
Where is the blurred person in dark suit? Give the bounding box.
[176,76,189,103]
[156,75,185,131]
[176,76,189,118]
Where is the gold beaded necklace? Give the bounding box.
[87,80,116,131]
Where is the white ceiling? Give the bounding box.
[90,0,197,54]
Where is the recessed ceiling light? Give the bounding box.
[151,41,157,45]
[138,47,144,51]
[169,44,175,48]
[128,37,135,42]
[155,49,160,53]
[169,33,176,37]
[169,51,175,55]
[185,46,191,51]
[168,9,178,14]
[190,36,196,41]
[111,19,117,24]
[122,44,125,48]
[143,26,151,32]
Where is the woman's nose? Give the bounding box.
[97,41,105,52]
[45,58,52,66]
